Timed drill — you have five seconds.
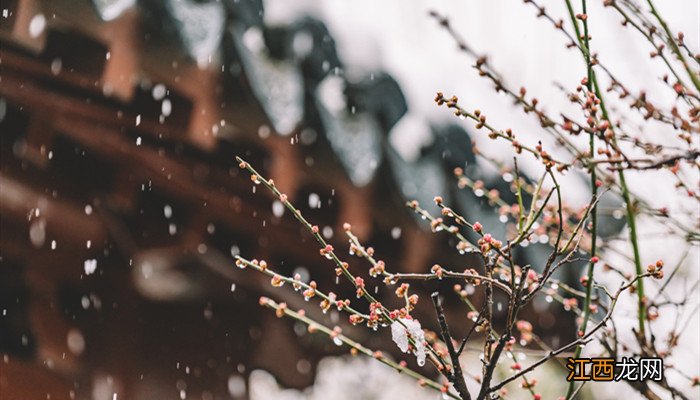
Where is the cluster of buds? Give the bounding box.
[504,336,516,352]
[369,260,386,277]
[368,302,385,328]
[395,283,410,298]
[456,241,471,254]
[354,276,365,298]
[274,302,287,318]
[563,297,579,311]
[293,273,303,291]
[382,274,399,285]
[302,281,317,300]
[270,274,284,287]
[474,110,487,130]
[516,320,534,344]
[647,259,665,279]
[335,298,351,312]
[334,262,349,277]
[511,139,523,154]
[534,141,553,167]
[388,308,411,320]
[478,233,502,253]
[431,264,444,279]
[464,268,481,285]
[647,307,659,322]
[319,244,334,258]
[440,207,456,218]
[319,292,337,313]
[525,269,539,285]
[430,217,444,232]
[562,118,579,135]
[434,92,458,108]
[330,326,342,340]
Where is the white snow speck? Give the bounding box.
[227,375,245,397]
[322,226,333,239]
[308,193,321,209]
[152,84,166,100]
[29,14,46,38]
[230,245,240,257]
[84,259,97,275]
[161,99,172,117]
[272,200,285,217]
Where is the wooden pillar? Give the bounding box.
[99,9,140,101]
[184,65,222,151]
[336,181,374,241]
[9,0,46,52]
[401,226,436,274]
[265,134,303,201]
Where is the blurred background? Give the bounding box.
[0,0,698,399]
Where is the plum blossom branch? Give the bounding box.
[258,297,460,399]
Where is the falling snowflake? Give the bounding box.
[84,259,97,275]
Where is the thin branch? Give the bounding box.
[431,292,471,400]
